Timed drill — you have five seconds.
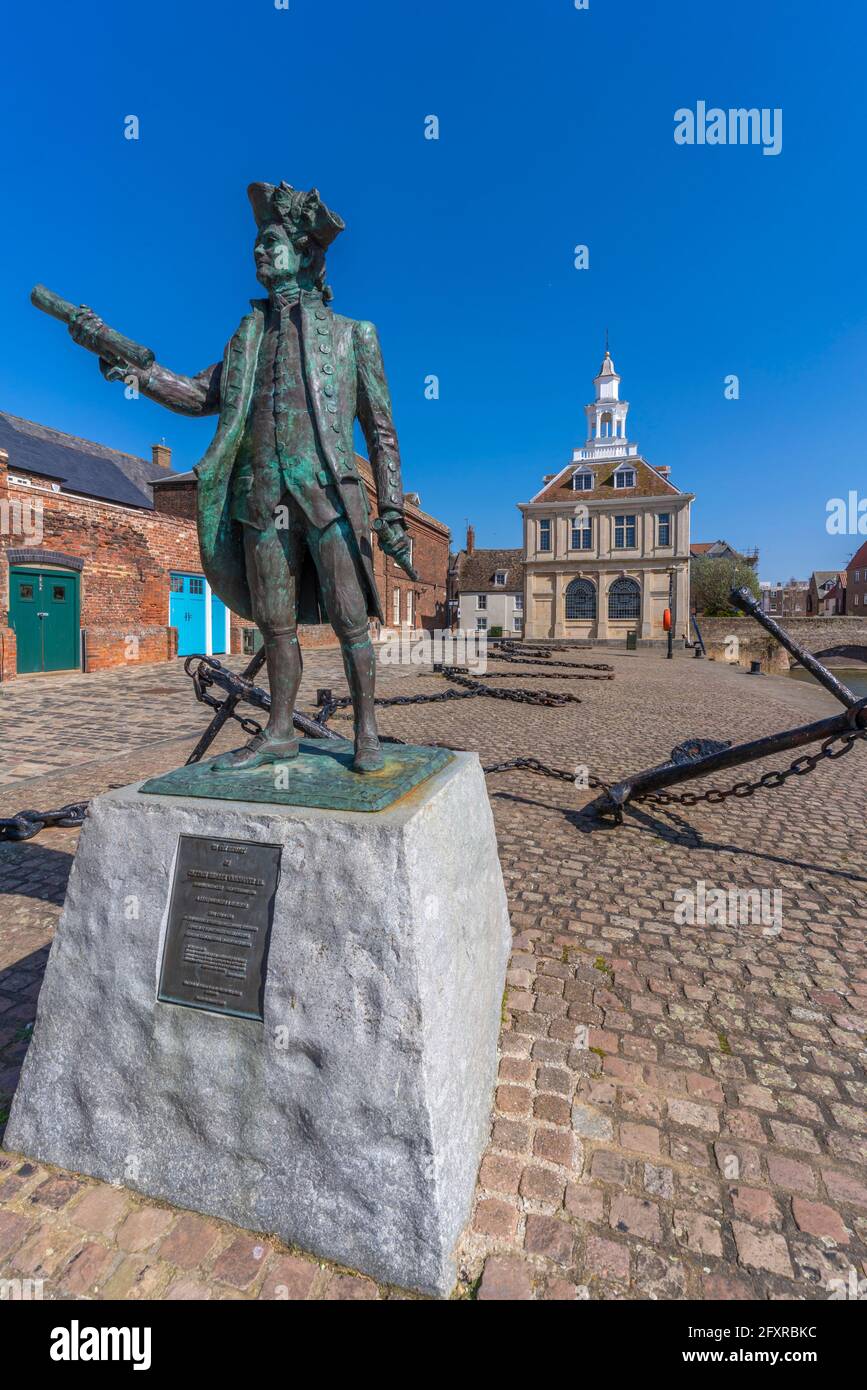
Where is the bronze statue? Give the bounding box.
[34,182,417,773]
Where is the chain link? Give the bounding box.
[0,803,89,843]
[490,640,613,673]
[481,755,606,789]
[312,665,586,732]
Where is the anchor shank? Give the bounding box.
[731,587,858,709]
[592,708,859,815]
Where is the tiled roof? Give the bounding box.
[532,457,680,504]
[846,540,867,573]
[455,547,524,593]
[0,410,165,509]
[690,540,758,563]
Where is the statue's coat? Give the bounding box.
[195,298,403,625]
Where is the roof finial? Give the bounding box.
[605,327,609,356]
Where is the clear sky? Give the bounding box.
[1,0,865,582]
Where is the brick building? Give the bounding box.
[0,410,449,680]
[846,539,867,615]
[759,579,808,617]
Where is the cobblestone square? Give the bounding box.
[1,646,865,1300]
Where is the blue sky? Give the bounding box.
[1,0,865,581]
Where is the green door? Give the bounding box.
[10,568,80,673]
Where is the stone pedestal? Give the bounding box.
[5,752,511,1296]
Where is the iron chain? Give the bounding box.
[0,803,89,843]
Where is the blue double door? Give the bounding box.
[169,572,227,656]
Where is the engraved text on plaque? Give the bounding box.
[158,835,281,1021]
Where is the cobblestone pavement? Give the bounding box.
[1,646,866,1301]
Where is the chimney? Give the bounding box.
[152,443,172,470]
[656,465,671,477]
[466,523,475,555]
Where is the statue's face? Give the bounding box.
[254,220,302,288]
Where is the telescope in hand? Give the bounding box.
[31,284,155,374]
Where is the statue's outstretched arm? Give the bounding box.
[127,358,223,417]
[65,304,222,417]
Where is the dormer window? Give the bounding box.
[572,468,593,491]
[494,571,507,586]
[613,466,636,489]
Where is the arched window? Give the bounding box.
[565,578,597,621]
[608,577,641,620]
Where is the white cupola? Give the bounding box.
[575,343,639,463]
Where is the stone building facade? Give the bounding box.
[518,350,693,642]
[0,410,449,680]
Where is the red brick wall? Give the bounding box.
[1,475,202,675]
[367,480,450,636]
[1,454,451,679]
[152,479,197,520]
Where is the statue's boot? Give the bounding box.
[211,729,300,772]
[341,627,384,773]
[213,627,302,772]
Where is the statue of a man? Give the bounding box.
[69,182,415,772]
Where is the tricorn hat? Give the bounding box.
[247,181,345,249]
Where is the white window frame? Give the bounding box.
[539,519,552,552]
[613,467,637,490]
[614,514,637,550]
[658,512,671,547]
[494,571,507,586]
[477,593,487,609]
[572,469,593,491]
[393,588,400,624]
[406,589,413,625]
[476,616,487,630]
[570,517,592,550]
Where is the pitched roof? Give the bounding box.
[455,547,524,593]
[810,570,838,587]
[532,456,680,504]
[690,540,758,563]
[846,539,867,573]
[0,410,165,509]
